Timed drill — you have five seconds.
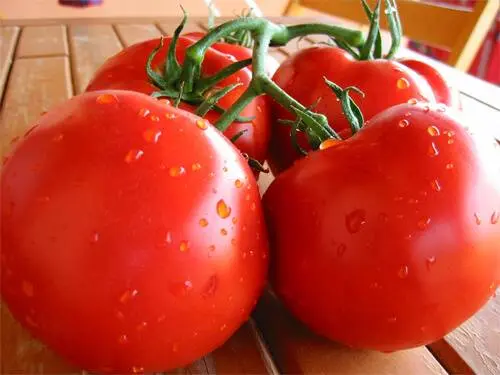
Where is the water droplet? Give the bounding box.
[22,280,34,297]
[426,256,436,270]
[150,114,160,122]
[131,366,144,374]
[378,213,389,223]
[408,198,419,204]
[165,113,176,119]
[120,289,139,304]
[396,77,410,89]
[216,199,231,218]
[427,142,439,157]
[203,275,218,298]
[417,217,431,230]
[208,244,216,252]
[169,166,186,177]
[398,119,410,128]
[250,202,256,211]
[116,310,125,320]
[191,163,201,171]
[245,194,251,201]
[53,133,64,142]
[319,138,341,150]
[394,196,404,202]
[220,228,228,236]
[199,218,208,227]
[222,166,228,172]
[96,93,118,104]
[398,265,409,278]
[430,179,441,192]
[427,125,440,136]
[232,217,238,224]
[143,128,162,143]
[158,98,171,106]
[446,163,454,170]
[157,315,166,322]
[337,243,347,257]
[138,108,150,117]
[179,240,189,252]
[345,209,367,234]
[491,211,499,224]
[172,343,179,352]
[125,149,144,163]
[437,104,446,112]
[90,232,100,243]
[118,334,129,344]
[231,238,237,246]
[387,316,397,323]
[447,138,455,145]
[242,251,248,259]
[423,105,430,113]
[474,213,482,225]
[408,98,418,105]
[220,324,227,331]
[235,179,243,188]
[196,119,208,130]
[136,321,148,331]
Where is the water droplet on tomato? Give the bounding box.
[169,166,186,177]
[417,217,431,230]
[53,133,64,142]
[199,218,208,227]
[231,238,237,246]
[150,114,160,122]
[398,265,409,278]
[426,256,436,270]
[220,228,228,236]
[222,166,228,172]
[235,179,243,188]
[491,211,499,224]
[191,162,202,171]
[396,77,410,89]
[172,343,179,352]
[131,366,144,374]
[118,334,129,344]
[165,113,176,119]
[136,321,148,331]
[96,93,118,104]
[427,142,439,157]
[437,104,446,112]
[143,128,162,143]
[337,243,347,257]
[430,179,441,192]
[196,118,208,130]
[423,105,430,113]
[90,232,100,243]
[474,213,482,225]
[220,324,227,331]
[202,275,218,298]
[427,125,440,136]
[387,316,397,323]
[446,163,454,170]
[448,138,455,145]
[232,217,238,225]
[125,149,144,163]
[378,213,389,223]
[22,280,34,297]
[250,202,256,211]
[138,108,150,117]
[345,209,367,234]
[179,240,189,252]
[216,199,231,218]
[319,138,341,150]
[408,98,418,105]
[408,198,419,204]
[158,98,171,106]
[120,289,138,304]
[398,119,410,128]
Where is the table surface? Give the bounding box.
[0,16,499,375]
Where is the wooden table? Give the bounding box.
[1,16,499,375]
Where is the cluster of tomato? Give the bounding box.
[1,15,499,375]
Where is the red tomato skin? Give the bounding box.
[85,34,271,164]
[398,58,461,109]
[263,103,500,351]
[269,46,438,174]
[1,90,268,373]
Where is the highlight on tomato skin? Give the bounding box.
[263,102,500,352]
[0,90,269,374]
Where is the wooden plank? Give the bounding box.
[114,24,162,47]
[253,289,448,375]
[16,25,68,58]
[0,26,20,103]
[68,24,123,93]
[0,56,72,157]
[157,19,206,35]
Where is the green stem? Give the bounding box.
[214,87,257,131]
[272,23,364,48]
[384,0,402,59]
[195,58,252,92]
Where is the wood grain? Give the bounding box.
[114,24,162,47]
[253,289,448,375]
[16,25,68,58]
[68,24,123,93]
[157,19,206,35]
[0,56,72,157]
[0,26,20,103]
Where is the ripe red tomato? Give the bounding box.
[263,102,500,351]
[86,33,272,164]
[269,46,450,173]
[1,90,269,373]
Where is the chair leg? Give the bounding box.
[283,0,306,16]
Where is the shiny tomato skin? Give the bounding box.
[85,34,271,164]
[269,46,437,174]
[1,90,268,373]
[263,102,500,351]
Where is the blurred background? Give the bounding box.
[0,0,498,84]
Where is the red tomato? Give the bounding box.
[269,46,442,173]
[263,102,500,351]
[1,90,268,373]
[86,33,272,164]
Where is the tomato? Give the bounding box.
[1,90,269,373]
[263,102,500,351]
[269,45,447,173]
[86,33,273,164]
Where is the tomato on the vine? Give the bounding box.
[269,45,460,174]
[263,102,500,351]
[1,90,269,373]
[86,33,273,164]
